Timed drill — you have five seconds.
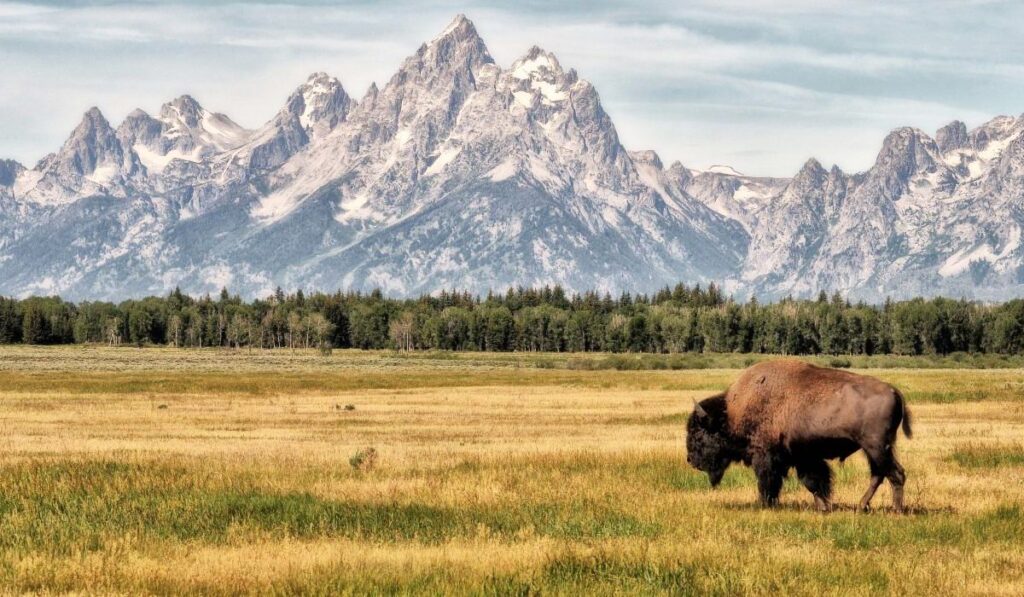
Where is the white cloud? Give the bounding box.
[0,2,52,18]
[1,0,1023,176]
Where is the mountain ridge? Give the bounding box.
[2,14,1023,302]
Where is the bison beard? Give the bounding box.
[686,360,912,513]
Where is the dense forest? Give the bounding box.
[0,284,1023,355]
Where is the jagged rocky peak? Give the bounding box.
[117,108,163,147]
[41,106,125,177]
[112,95,252,175]
[778,158,847,209]
[797,157,826,180]
[359,15,495,155]
[665,160,692,185]
[155,95,251,162]
[873,127,939,181]
[512,46,564,78]
[369,15,494,120]
[0,159,25,186]
[936,120,968,153]
[535,66,625,174]
[416,14,493,73]
[989,117,1024,178]
[969,114,1019,149]
[160,95,204,128]
[77,106,114,138]
[508,46,578,107]
[429,14,485,51]
[285,72,352,139]
[228,73,351,173]
[359,82,380,108]
[777,158,828,204]
[630,150,664,169]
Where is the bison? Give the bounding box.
[686,360,911,512]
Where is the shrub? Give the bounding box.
[349,447,379,472]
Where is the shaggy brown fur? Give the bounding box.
[687,360,911,512]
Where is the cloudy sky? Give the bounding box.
[2,0,1023,176]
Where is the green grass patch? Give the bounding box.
[949,445,1024,469]
[541,552,699,594]
[0,459,660,556]
[732,503,1021,552]
[565,352,1024,371]
[429,451,756,496]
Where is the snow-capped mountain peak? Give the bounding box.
[508,46,575,108]
[290,72,351,137]
[418,13,492,71]
[429,13,478,45]
[512,46,563,79]
[223,72,354,175]
[47,107,122,174]
[157,95,250,154]
[160,95,203,129]
[3,14,1024,302]
[111,96,253,175]
[9,106,137,204]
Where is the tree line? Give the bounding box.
[0,284,1023,355]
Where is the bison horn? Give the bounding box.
[692,399,707,418]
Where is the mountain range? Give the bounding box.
[2,15,1023,302]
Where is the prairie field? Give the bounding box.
[0,346,1022,595]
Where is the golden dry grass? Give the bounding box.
[0,346,1022,595]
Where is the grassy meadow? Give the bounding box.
[0,346,1022,594]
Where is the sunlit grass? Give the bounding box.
[0,346,1022,593]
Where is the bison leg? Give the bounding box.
[858,474,885,512]
[859,448,888,511]
[887,457,907,514]
[861,446,906,513]
[796,459,833,512]
[753,450,787,507]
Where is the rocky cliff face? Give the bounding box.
[2,15,1023,301]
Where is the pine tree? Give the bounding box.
[0,297,21,343]
[21,304,48,345]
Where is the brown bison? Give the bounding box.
[686,360,911,512]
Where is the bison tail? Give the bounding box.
[896,389,913,439]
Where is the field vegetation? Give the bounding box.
[0,346,1021,594]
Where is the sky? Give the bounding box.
[2,0,1024,177]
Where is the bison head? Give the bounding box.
[686,394,737,487]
